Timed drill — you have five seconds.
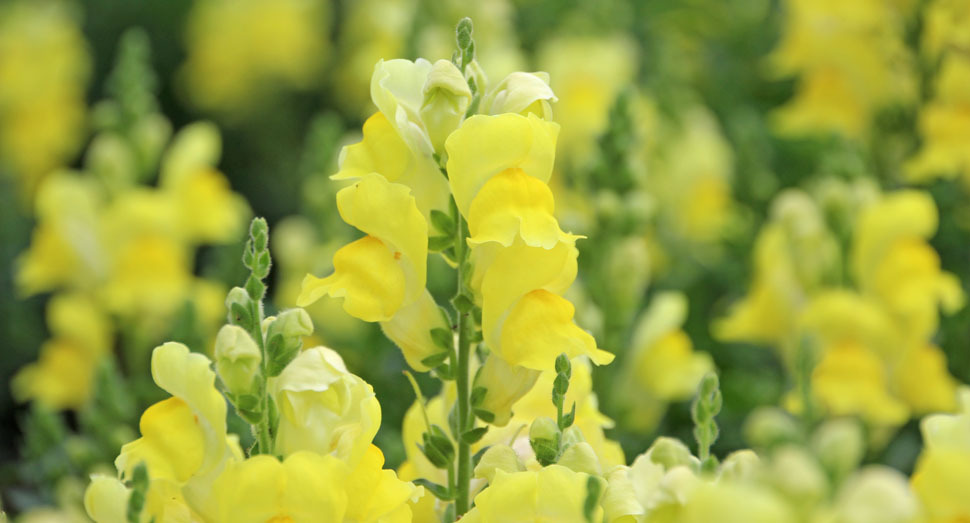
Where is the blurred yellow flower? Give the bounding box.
[911,387,970,521]
[181,0,330,113]
[537,35,638,167]
[768,0,915,139]
[0,0,90,197]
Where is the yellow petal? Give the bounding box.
[445,113,559,218]
[334,112,450,220]
[467,167,574,249]
[852,190,938,290]
[145,342,228,476]
[84,475,130,523]
[211,452,349,522]
[380,288,450,371]
[11,339,96,409]
[298,236,406,322]
[345,445,420,522]
[117,397,206,482]
[812,342,909,426]
[480,239,578,354]
[894,344,959,415]
[472,466,594,522]
[273,347,382,467]
[500,290,614,371]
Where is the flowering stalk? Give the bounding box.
[454,211,473,515]
[452,17,477,516]
[229,217,275,455]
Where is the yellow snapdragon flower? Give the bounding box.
[299,173,428,322]
[12,294,112,409]
[618,292,714,431]
[911,387,970,521]
[768,0,915,139]
[851,190,964,343]
[536,35,638,168]
[462,465,602,522]
[715,190,839,352]
[907,0,970,187]
[273,347,382,467]
[0,0,90,197]
[86,342,418,522]
[446,113,612,371]
[181,0,330,114]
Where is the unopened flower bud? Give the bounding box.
[265,308,313,376]
[743,407,801,450]
[421,60,471,153]
[214,324,261,394]
[811,418,864,479]
[530,416,561,465]
[225,286,253,326]
[484,72,557,119]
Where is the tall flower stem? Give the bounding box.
[454,212,473,516]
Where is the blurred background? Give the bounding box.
[2,0,968,519]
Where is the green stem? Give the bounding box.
[454,215,472,517]
[248,299,273,455]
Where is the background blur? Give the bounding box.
[2,0,968,518]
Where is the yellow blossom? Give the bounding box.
[272,347,382,467]
[462,465,602,523]
[299,173,428,322]
[181,0,330,113]
[911,388,970,520]
[536,35,637,167]
[0,0,90,196]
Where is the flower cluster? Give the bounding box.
[716,185,964,429]
[12,31,249,410]
[906,0,970,188]
[767,0,916,138]
[0,0,90,196]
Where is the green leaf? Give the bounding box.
[234,394,260,411]
[462,427,488,444]
[583,476,603,523]
[430,328,453,352]
[413,478,454,501]
[560,402,577,430]
[421,351,450,368]
[474,408,495,424]
[229,302,252,328]
[470,386,487,407]
[452,293,474,313]
[430,210,455,234]
[428,235,454,252]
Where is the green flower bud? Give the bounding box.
[265,308,313,376]
[421,59,471,153]
[225,286,253,327]
[811,418,865,480]
[214,324,261,394]
[530,416,560,465]
[646,436,699,470]
[474,444,525,484]
[743,407,801,450]
[719,449,761,482]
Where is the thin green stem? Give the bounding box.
[454,214,472,517]
[248,299,273,455]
